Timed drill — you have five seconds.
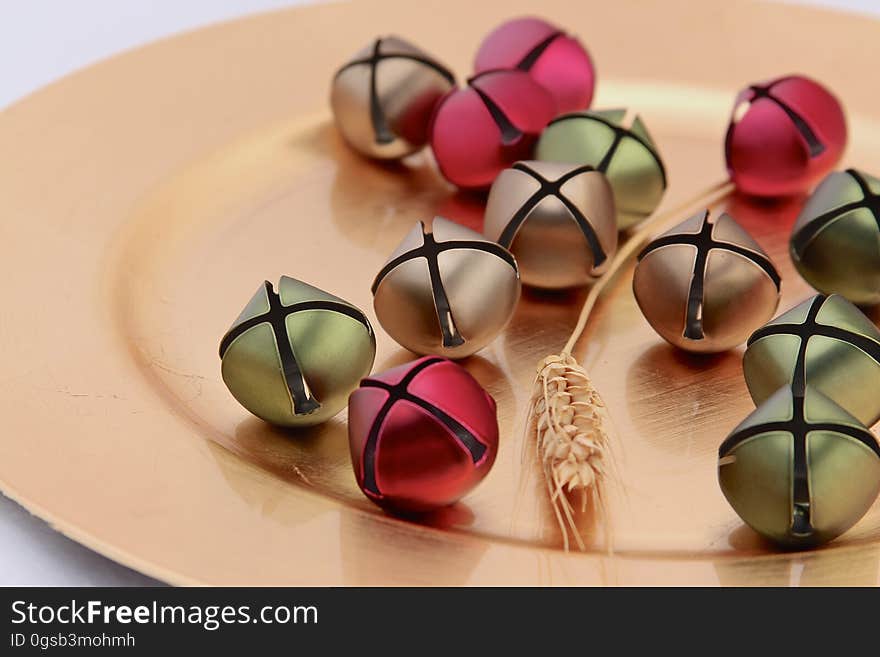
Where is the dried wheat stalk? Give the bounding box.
[525,180,735,552]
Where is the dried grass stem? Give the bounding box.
[526,180,735,551]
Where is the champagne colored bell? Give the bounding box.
[348,356,499,514]
[743,294,880,426]
[219,277,375,427]
[483,160,617,289]
[473,16,596,113]
[718,385,880,548]
[535,108,666,230]
[790,168,880,306]
[725,75,847,198]
[372,216,521,358]
[633,210,781,353]
[429,70,557,189]
[330,36,454,159]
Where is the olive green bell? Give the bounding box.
[718,385,880,548]
[743,294,880,426]
[790,168,880,306]
[219,276,375,427]
[535,108,667,230]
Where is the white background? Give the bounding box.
[0,0,877,585]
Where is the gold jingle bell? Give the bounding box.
[790,168,880,306]
[718,384,880,548]
[330,36,455,159]
[219,277,376,427]
[633,209,781,353]
[535,108,667,230]
[483,160,617,289]
[743,293,880,426]
[372,216,521,358]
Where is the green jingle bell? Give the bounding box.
[219,276,375,427]
[743,294,880,426]
[535,108,666,230]
[718,384,880,548]
[790,168,880,306]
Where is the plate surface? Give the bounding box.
[2,0,880,585]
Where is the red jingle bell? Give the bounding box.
[474,16,595,114]
[429,70,557,189]
[348,356,499,513]
[725,75,847,197]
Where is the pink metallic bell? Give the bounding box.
[474,16,595,114]
[725,75,847,197]
[348,357,499,514]
[429,70,557,189]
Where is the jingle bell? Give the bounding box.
[743,293,880,426]
[718,385,880,548]
[348,356,499,513]
[473,16,595,114]
[633,210,781,353]
[219,277,375,427]
[535,109,666,230]
[372,216,521,358]
[331,36,455,159]
[725,75,847,197]
[790,168,880,306]
[429,70,557,189]
[483,160,617,289]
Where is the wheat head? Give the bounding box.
[527,352,613,552]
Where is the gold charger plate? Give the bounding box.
[2,0,880,586]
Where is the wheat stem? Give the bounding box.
[529,179,735,552]
[562,180,735,355]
